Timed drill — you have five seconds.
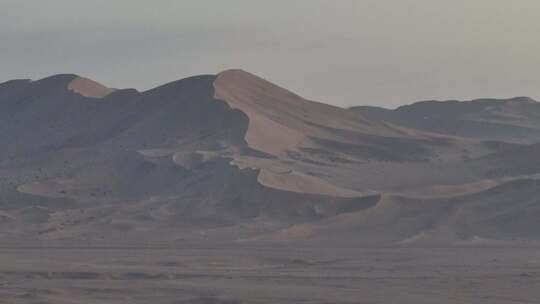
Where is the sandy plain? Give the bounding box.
[1,243,539,304]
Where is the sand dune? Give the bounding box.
[0,70,539,244]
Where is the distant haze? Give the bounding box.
[1,0,540,108]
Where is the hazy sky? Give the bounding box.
[1,0,540,108]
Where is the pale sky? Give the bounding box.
[1,0,540,108]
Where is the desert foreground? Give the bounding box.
[1,243,539,304]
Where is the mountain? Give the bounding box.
[1,70,539,245]
[350,97,540,143]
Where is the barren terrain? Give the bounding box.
[1,243,539,304]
